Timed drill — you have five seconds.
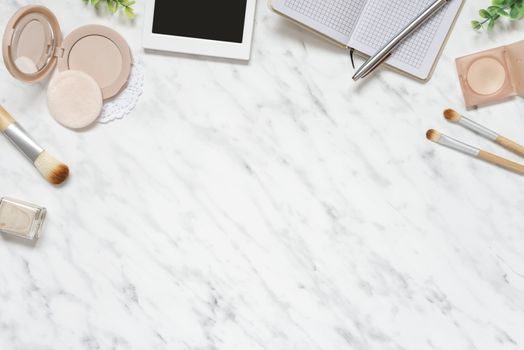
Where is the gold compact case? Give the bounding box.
[456,40,524,108]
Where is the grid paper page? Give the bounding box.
[353,0,445,68]
[271,0,367,45]
[285,0,366,37]
[348,0,463,79]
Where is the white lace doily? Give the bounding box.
[98,58,144,124]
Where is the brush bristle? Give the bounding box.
[426,129,441,142]
[33,151,70,185]
[443,109,461,122]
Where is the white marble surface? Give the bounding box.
[1,1,524,349]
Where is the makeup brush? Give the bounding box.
[444,109,524,157]
[426,129,524,174]
[0,105,69,185]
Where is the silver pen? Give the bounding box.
[352,0,449,81]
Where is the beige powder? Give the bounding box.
[68,35,123,89]
[467,58,506,95]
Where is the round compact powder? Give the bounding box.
[68,35,123,89]
[47,70,103,129]
[467,58,506,95]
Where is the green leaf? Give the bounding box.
[510,2,524,19]
[473,0,524,31]
[510,5,520,18]
[83,0,135,20]
[479,9,492,18]
[471,20,483,29]
[488,5,508,16]
[488,18,496,30]
[125,6,135,19]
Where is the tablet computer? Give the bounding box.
[143,0,256,61]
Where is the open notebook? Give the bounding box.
[271,0,464,80]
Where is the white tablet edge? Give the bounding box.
[142,0,256,61]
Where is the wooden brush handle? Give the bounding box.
[496,136,524,158]
[478,150,524,175]
[0,105,15,132]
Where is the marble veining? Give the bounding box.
[1,1,524,349]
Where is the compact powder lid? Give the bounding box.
[505,40,524,96]
[58,25,132,100]
[2,5,62,83]
[15,19,47,69]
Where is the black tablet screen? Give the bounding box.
[152,0,247,43]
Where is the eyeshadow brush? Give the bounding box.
[444,108,524,157]
[426,129,524,174]
[0,105,69,185]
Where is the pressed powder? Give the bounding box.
[456,40,524,108]
[68,35,123,89]
[58,25,132,99]
[467,58,506,95]
[0,197,46,240]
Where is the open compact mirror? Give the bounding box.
[10,11,55,75]
[2,6,60,81]
[3,5,132,129]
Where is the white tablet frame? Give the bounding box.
[142,0,256,60]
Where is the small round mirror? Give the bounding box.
[10,13,55,75]
[3,5,62,82]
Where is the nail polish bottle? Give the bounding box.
[0,197,46,240]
